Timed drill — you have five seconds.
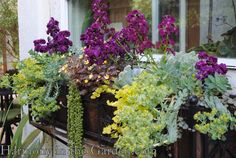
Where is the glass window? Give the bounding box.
[68,0,236,65]
[68,0,91,48]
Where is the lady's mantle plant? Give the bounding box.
[91,16,236,158]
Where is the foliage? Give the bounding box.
[5,50,68,120]
[188,26,236,58]
[99,49,236,157]
[66,54,124,96]
[204,74,232,95]
[8,115,44,158]
[2,17,72,120]
[67,82,83,158]
[113,65,142,88]
[0,74,11,88]
[101,70,192,158]
[0,0,19,59]
[156,52,201,94]
[194,109,231,140]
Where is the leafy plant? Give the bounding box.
[2,50,69,120]
[95,51,235,158]
[204,74,232,95]
[88,14,236,158]
[8,115,44,158]
[194,109,231,140]
[66,54,124,96]
[113,65,142,88]
[67,82,83,158]
[0,0,19,61]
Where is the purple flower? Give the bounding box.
[46,17,60,37]
[33,39,46,45]
[198,51,208,59]
[33,17,73,54]
[81,0,152,64]
[138,39,153,53]
[217,63,227,74]
[195,51,228,80]
[157,15,178,55]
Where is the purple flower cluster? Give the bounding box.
[33,17,73,54]
[92,0,110,26]
[119,10,153,53]
[195,51,228,80]
[156,15,179,55]
[81,0,152,64]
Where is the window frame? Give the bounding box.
[67,0,236,68]
[151,0,236,69]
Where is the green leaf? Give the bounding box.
[8,115,28,158]
[21,129,41,151]
[205,74,232,94]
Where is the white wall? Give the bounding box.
[18,0,68,60]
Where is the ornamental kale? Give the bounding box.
[195,51,227,80]
[34,17,73,54]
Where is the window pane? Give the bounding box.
[159,0,180,51]
[68,0,91,48]
[197,0,236,58]
[68,0,236,60]
[109,0,152,38]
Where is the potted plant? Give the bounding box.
[90,15,236,158]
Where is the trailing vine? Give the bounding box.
[67,82,84,158]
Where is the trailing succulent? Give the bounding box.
[67,83,83,158]
[91,16,236,158]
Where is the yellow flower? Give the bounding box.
[104,74,109,80]
[103,60,107,64]
[79,55,83,59]
[59,64,68,73]
[84,60,89,65]
[98,75,101,79]
[89,74,93,79]
[88,66,93,71]
[103,126,112,134]
[80,47,86,52]
[84,79,89,84]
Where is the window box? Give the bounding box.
[28,85,116,146]
[28,84,236,157]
